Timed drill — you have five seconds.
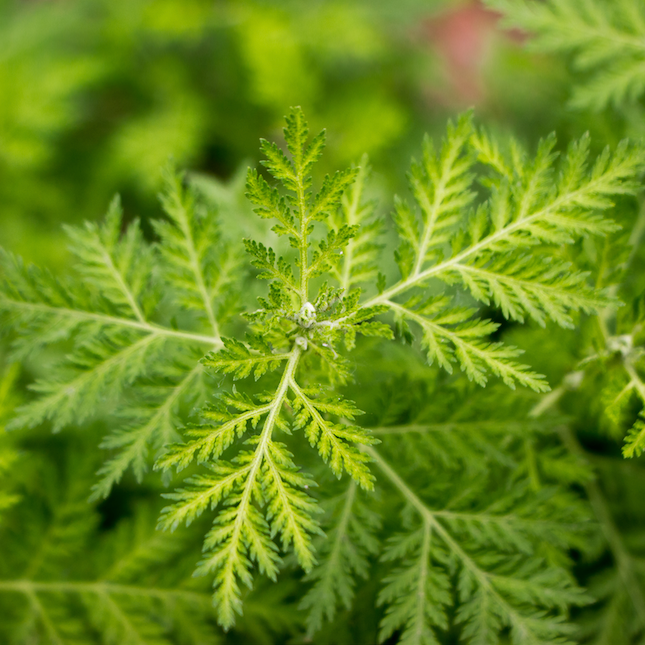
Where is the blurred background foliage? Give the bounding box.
[2,0,645,643]
[0,0,580,265]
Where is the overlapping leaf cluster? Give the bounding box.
[0,437,296,645]
[370,113,640,392]
[2,106,644,642]
[158,109,642,634]
[157,109,389,628]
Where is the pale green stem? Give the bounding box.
[2,299,221,347]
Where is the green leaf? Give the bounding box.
[330,155,383,291]
[299,483,381,637]
[0,175,227,497]
[624,413,645,458]
[290,383,376,489]
[203,337,292,381]
[488,0,645,111]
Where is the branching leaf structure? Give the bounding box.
[298,482,381,637]
[157,108,387,628]
[0,169,238,499]
[369,445,590,645]
[2,107,643,640]
[0,442,297,645]
[329,154,383,291]
[351,114,639,391]
[156,109,639,630]
[488,0,645,111]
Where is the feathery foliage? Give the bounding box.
[379,114,638,390]
[2,106,644,640]
[488,0,645,111]
[4,0,645,642]
[0,437,298,645]
[299,482,381,637]
[370,445,591,645]
[156,108,388,628]
[156,109,640,630]
[0,169,238,500]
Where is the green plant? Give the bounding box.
[2,106,644,644]
[488,0,645,112]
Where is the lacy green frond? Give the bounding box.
[378,524,450,645]
[440,255,612,329]
[394,112,476,280]
[624,413,645,458]
[0,170,234,497]
[0,461,227,645]
[91,355,206,501]
[371,407,559,472]
[488,0,645,111]
[389,298,547,391]
[159,348,325,629]
[156,167,232,336]
[244,238,299,293]
[63,195,153,324]
[203,336,292,381]
[299,483,381,637]
[308,225,358,280]
[342,119,642,391]
[245,106,358,305]
[157,109,388,629]
[156,390,272,474]
[14,331,168,432]
[367,446,591,645]
[4,104,643,639]
[289,381,377,488]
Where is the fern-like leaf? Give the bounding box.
[0,452,229,645]
[341,119,640,390]
[299,482,381,637]
[0,170,237,497]
[488,0,645,111]
[330,154,382,291]
[367,446,590,645]
[157,109,384,628]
